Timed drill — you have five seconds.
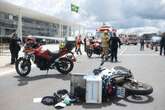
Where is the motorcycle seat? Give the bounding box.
[49,51,60,59]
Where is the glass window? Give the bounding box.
[0,12,5,19]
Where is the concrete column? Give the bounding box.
[17,8,22,42]
[59,23,61,37]
[67,25,69,37]
[61,24,63,38]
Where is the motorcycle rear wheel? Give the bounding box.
[56,58,74,75]
[123,81,153,95]
[15,57,31,77]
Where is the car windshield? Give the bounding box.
[96,32,112,39]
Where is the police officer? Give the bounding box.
[110,33,121,62]
[9,33,21,64]
[140,37,145,51]
[160,33,165,56]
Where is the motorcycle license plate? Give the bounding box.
[116,87,125,98]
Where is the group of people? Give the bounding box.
[9,31,165,65]
[101,31,121,62]
[139,33,165,56]
[82,31,121,62]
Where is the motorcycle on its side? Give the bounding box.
[93,61,153,99]
[15,43,76,77]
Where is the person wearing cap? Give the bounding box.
[9,32,21,64]
[160,33,165,56]
[101,31,110,58]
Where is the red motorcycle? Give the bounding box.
[15,42,76,77]
[86,40,103,58]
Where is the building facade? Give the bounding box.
[0,11,72,37]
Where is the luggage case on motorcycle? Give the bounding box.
[70,73,86,98]
[84,75,102,104]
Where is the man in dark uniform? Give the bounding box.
[9,33,21,64]
[160,33,165,56]
[83,37,87,52]
[110,33,121,62]
[140,37,145,51]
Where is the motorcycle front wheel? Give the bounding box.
[86,49,92,58]
[123,81,153,95]
[15,57,31,77]
[56,58,74,75]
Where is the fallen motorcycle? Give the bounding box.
[15,43,76,77]
[93,61,153,99]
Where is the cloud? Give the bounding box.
[2,0,165,32]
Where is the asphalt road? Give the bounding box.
[0,45,165,110]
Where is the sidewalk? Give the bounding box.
[0,47,24,76]
[0,55,11,68]
[0,55,16,76]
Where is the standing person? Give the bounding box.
[75,36,77,52]
[140,37,145,51]
[160,33,165,56]
[101,31,110,59]
[9,33,21,64]
[110,33,121,62]
[83,37,87,52]
[76,35,82,55]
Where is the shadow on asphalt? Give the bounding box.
[123,95,154,104]
[13,74,71,86]
[87,57,122,64]
[81,98,127,109]
[87,56,102,59]
[81,95,153,109]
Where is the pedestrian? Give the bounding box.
[9,33,21,64]
[83,37,87,52]
[76,35,82,55]
[140,37,145,51]
[101,31,110,59]
[75,36,77,52]
[160,33,165,56]
[110,33,121,62]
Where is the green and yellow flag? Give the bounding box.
[71,3,79,13]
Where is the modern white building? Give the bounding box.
[0,1,85,43]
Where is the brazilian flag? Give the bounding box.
[71,3,79,13]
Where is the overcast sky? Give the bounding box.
[2,0,165,33]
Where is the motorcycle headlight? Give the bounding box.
[31,54,35,62]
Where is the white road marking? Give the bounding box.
[33,98,42,103]
[119,46,128,55]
